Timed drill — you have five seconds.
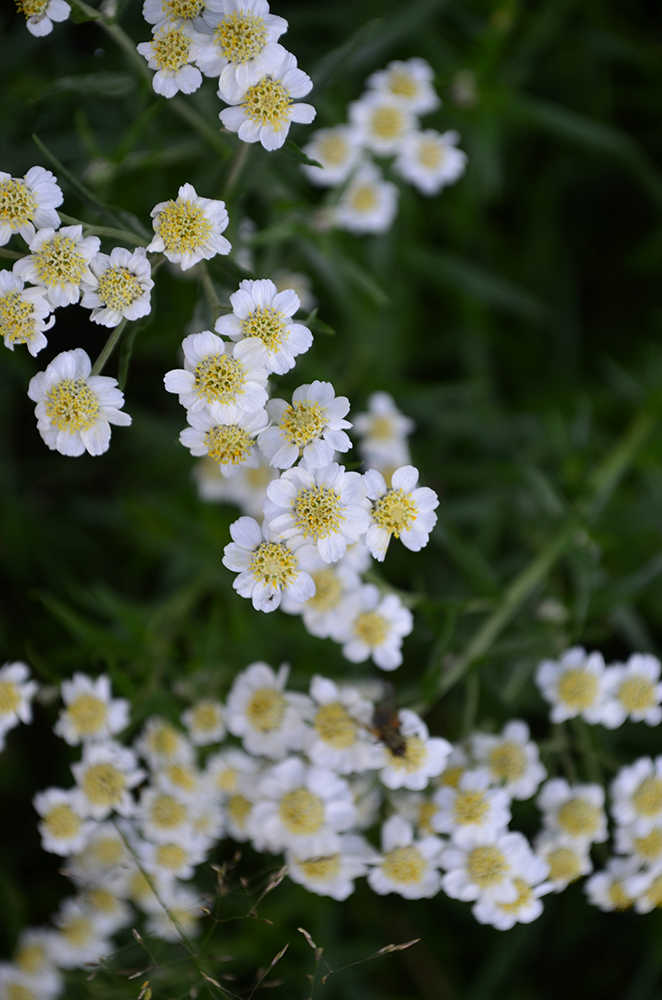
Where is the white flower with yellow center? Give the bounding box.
[368,816,443,899]
[145,884,203,941]
[584,857,638,912]
[54,672,130,746]
[258,381,352,471]
[470,720,547,801]
[206,747,263,798]
[80,246,153,327]
[225,661,312,759]
[12,928,60,989]
[219,49,315,151]
[614,820,662,867]
[280,554,362,640]
[137,22,206,98]
[137,833,208,881]
[66,821,132,887]
[181,698,225,745]
[75,887,132,939]
[33,787,95,857]
[28,348,132,457]
[602,653,662,728]
[50,898,112,969]
[152,759,206,803]
[534,832,593,891]
[179,406,268,477]
[432,768,511,837]
[537,779,607,846]
[377,709,452,791]
[339,583,414,671]
[134,716,195,770]
[143,0,217,32]
[332,161,399,235]
[14,225,100,308]
[535,646,609,724]
[0,964,58,1000]
[138,787,195,844]
[71,741,145,820]
[622,862,662,914]
[247,756,356,857]
[0,661,37,736]
[148,183,231,269]
[197,0,288,93]
[611,756,662,834]
[286,833,378,900]
[222,515,317,612]
[353,390,414,465]
[302,675,384,775]
[348,92,417,156]
[395,129,468,197]
[441,827,538,905]
[165,330,268,423]
[364,464,439,562]
[0,270,54,356]
[366,58,440,116]
[0,166,62,245]
[215,278,313,375]
[302,125,362,187]
[472,865,552,930]
[263,462,370,565]
[16,0,70,36]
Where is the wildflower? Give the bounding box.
[281,555,362,640]
[14,225,99,307]
[28,349,132,457]
[0,166,62,245]
[349,92,417,156]
[219,49,315,151]
[332,162,398,235]
[137,835,209,882]
[0,270,54,356]
[153,760,206,802]
[50,898,113,969]
[225,661,312,759]
[534,832,593,891]
[0,964,60,1000]
[179,407,268,476]
[0,661,37,735]
[258,381,352,470]
[134,716,195,770]
[194,449,279,511]
[353,391,414,464]
[472,864,552,930]
[339,583,414,671]
[81,247,153,327]
[33,787,95,856]
[138,787,194,843]
[364,464,439,562]
[145,885,203,941]
[470,720,547,800]
[137,22,206,98]
[148,183,231,269]
[76,888,132,938]
[17,0,71,37]
[377,708,451,791]
[537,779,608,846]
[302,125,362,187]
[66,821,132,887]
[302,675,384,774]
[601,653,662,728]
[394,129,468,196]
[196,0,288,92]
[286,834,377,900]
[181,699,226,745]
[142,0,218,31]
[368,816,443,899]
[614,821,662,867]
[206,747,263,798]
[440,827,540,906]
[535,646,609,724]
[611,756,662,834]
[54,673,130,746]
[71,741,144,820]
[585,857,638,912]
[432,769,512,837]
[365,58,440,115]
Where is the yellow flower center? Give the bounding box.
[128,870,156,905]
[318,134,350,167]
[33,233,88,289]
[156,198,213,255]
[195,353,246,406]
[382,845,426,885]
[148,722,182,758]
[373,488,417,537]
[214,766,237,793]
[96,266,143,313]
[5,985,35,1000]
[243,77,292,131]
[228,794,251,828]
[280,400,327,448]
[454,790,489,826]
[370,105,406,141]
[15,943,47,976]
[86,835,125,867]
[417,800,437,835]
[307,568,343,612]
[66,692,107,736]
[216,11,268,63]
[149,793,187,830]
[152,26,191,71]
[349,184,378,214]
[388,71,418,98]
[165,763,198,792]
[62,916,93,947]
[164,0,204,18]
[86,888,117,914]
[156,842,188,871]
[314,702,357,749]
[547,846,583,884]
[17,0,50,16]
[0,680,21,717]
[557,799,601,838]
[189,701,221,734]
[488,742,526,783]
[241,305,286,350]
[81,762,126,808]
[608,880,633,910]
[43,803,81,841]
[618,676,656,713]
[0,291,37,344]
[418,140,445,170]
[633,776,662,818]
[246,686,286,732]
[45,379,100,433]
[498,877,533,915]
[279,787,325,835]
[439,765,464,788]
[368,415,395,440]
[299,854,341,881]
[353,610,389,648]
[466,846,509,888]
[250,540,298,588]
[204,424,253,465]
[634,828,662,861]
[389,734,426,772]
[294,485,342,540]
[557,668,599,710]
[0,177,37,226]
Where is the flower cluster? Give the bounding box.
[302,58,467,234]
[16,0,71,37]
[136,0,316,149]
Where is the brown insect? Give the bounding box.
[371,685,407,757]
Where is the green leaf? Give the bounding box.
[32,73,136,100]
[279,140,321,168]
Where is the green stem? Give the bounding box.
[224,142,250,199]
[59,212,148,245]
[199,263,224,323]
[91,319,128,376]
[0,247,23,260]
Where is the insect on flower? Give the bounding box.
[371,684,407,757]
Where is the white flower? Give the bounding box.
[366,58,440,115]
[364,465,439,562]
[179,407,268,476]
[71,741,145,820]
[601,653,662,728]
[153,759,206,802]
[584,857,639,911]
[377,708,451,791]
[535,646,609,724]
[33,787,95,856]
[0,963,60,1000]
[164,330,268,422]
[137,787,195,843]
[611,756,662,834]
[339,583,414,671]
[134,716,195,770]
[28,349,132,457]
[537,778,608,845]
[353,391,414,463]
[219,49,316,151]
[286,834,377,900]
[50,899,113,969]
[302,675,384,774]
[148,183,231,269]
[432,769,511,836]
[394,129,467,196]
[271,269,316,311]
[54,672,130,745]
[66,821,132,887]
[614,821,662,867]
[137,835,208,882]
[18,0,71,38]
[14,225,99,307]
[0,270,54,356]
[215,278,313,375]
[222,515,317,613]
[196,0,288,92]
[623,862,662,913]
[143,0,218,32]
[440,827,541,905]
[181,699,225,745]
[348,92,417,156]
[145,884,203,941]
[534,832,593,891]
[258,381,352,470]
[471,865,552,930]
[12,929,61,996]
[0,166,62,245]
[81,247,153,327]
[194,449,279,512]
[367,816,443,899]
[332,162,398,235]
[225,661,312,759]
[470,720,547,800]
[0,662,37,735]
[206,746,263,798]
[281,555,362,641]
[301,125,362,187]
[137,23,206,98]
[76,888,132,938]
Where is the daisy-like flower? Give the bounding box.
[534,832,593,892]
[470,720,547,801]
[537,779,608,846]
[181,699,225,745]
[281,555,362,640]
[332,161,399,235]
[215,278,313,375]
[137,22,206,98]
[14,225,99,308]
[54,673,130,746]
[12,928,60,987]
[28,349,132,457]
[611,756,662,834]
[585,857,639,912]
[348,92,417,156]
[0,270,54,356]
[196,0,288,92]
[0,661,37,736]
[364,465,439,562]
[0,964,60,1000]
[194,449,279,511]
[441,827,539,906]
[431,769,511,837]
[225,662,312,759]
[17,0,71,37]
[535,646,609,724]
[365,58,440,116]
[137,835,209,883]
[222,515,317,613]
[206,747,263,798]
[394,129,468,196]
[258,381,352,470]
[179,407,268,477]
[339,583,414,671]
[164,330,268,423]
[137,787,194,844]
[33,787,95,857]
[353,391,414,464]
[145,884,204,941]
[134,716,195,770]
[602,653,662,728]
[219,49,316,151]
[368,816,443,899]
[301,125,362,187]
[271,269,316,312]
[302,675,384,775]
[623,862,662,913]
[286,834,377,900]
[471,862,552,930]
[71,741,145,820]
[614,821,662,867]
[142,0,218,32]
[0,166,62,245]
[263,462,370,565]
[80,247,153,328]
[50,899,113,969]
[77,888,133,938]
[247,756,356,857]
[148,183,231,269]
[153,759,206,802]
[377,708,452,791]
